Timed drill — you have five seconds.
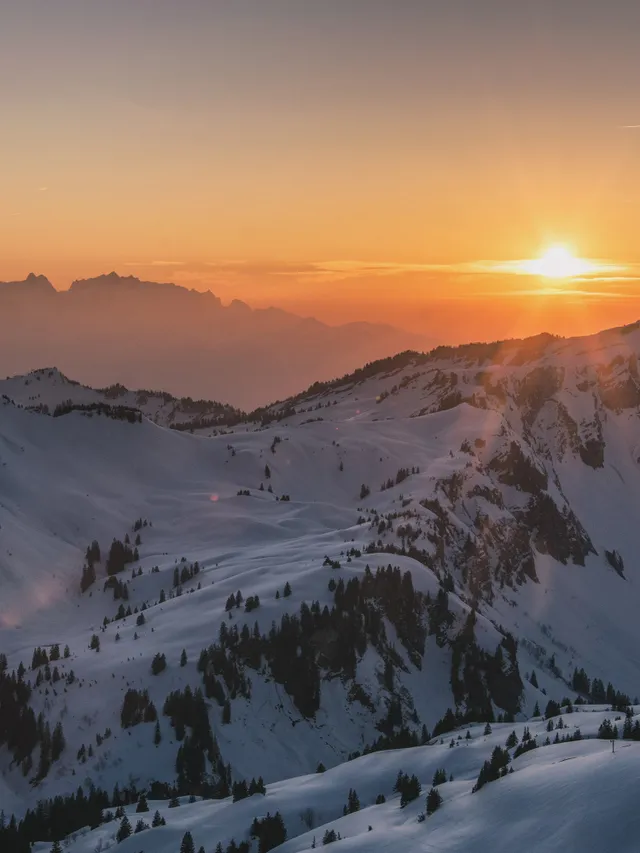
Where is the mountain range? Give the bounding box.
[0,273,430,409]
[2,321,640,852]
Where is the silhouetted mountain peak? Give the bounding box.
[67,273,224,306]
[0,273,55,295]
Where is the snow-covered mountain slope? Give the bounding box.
[32,710,640,853]
[3,321,640,850]
[0,367,242,429]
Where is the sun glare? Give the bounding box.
[522,245,594,279]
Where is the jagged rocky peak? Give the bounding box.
[70,271,177,293]
[68,272,222,304]
[0,271,56,294]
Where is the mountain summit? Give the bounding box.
[0,272,56,295]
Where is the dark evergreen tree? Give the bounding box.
[432,768,447,786]
[180,831,195,853]
[116,815,132,843]
[151,653,167,675]
[426,787,443,815]
[51,722,65,761]
[343,788,360,815]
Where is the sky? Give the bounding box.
[2,0,640,341]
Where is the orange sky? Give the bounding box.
[2,2,640,343]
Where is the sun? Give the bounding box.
[521,245,594,279]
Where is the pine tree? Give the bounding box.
[432,768,447,786]
[426,787,443,816]
[154,720,162,745]
[180,649,187,667]
[116,815,132,843]
[152,810,163,827]
[343,788,360,814]
[180,831,195,853]
[51,721,66,761]
[136,794,149,812]
[222,699,231,724]
[51,842,63,853]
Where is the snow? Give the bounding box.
[36,712,640,853]
[4,322,640,849]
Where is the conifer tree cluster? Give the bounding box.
[0,780,168,853]
[394,771,422,807]
[425,786,443,815]
[80,541,101,592]
[104,576,130,601]
[163,686,229,795]
[472,746,511,792]
[231,776,266,801]
[380,466,420,491]
[343,788,360,814]
[196,564,437,722]
[512,727,538,759]
[151,653,167,674]
[173,560,200,589]
[213,840,250,853]
[106,538,138,576]
[571,667,631,709]
[249,811,287,852]
[120,689,157,728]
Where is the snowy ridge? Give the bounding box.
[32,711,640,853]
[0,368,241,429]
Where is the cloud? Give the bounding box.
[621,124,640,128]
[124,260,186,267]
[38,186,48,192]
[507,288,628,298]
[267,258,635,283]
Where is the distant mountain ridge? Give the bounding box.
[0,272,430,408]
